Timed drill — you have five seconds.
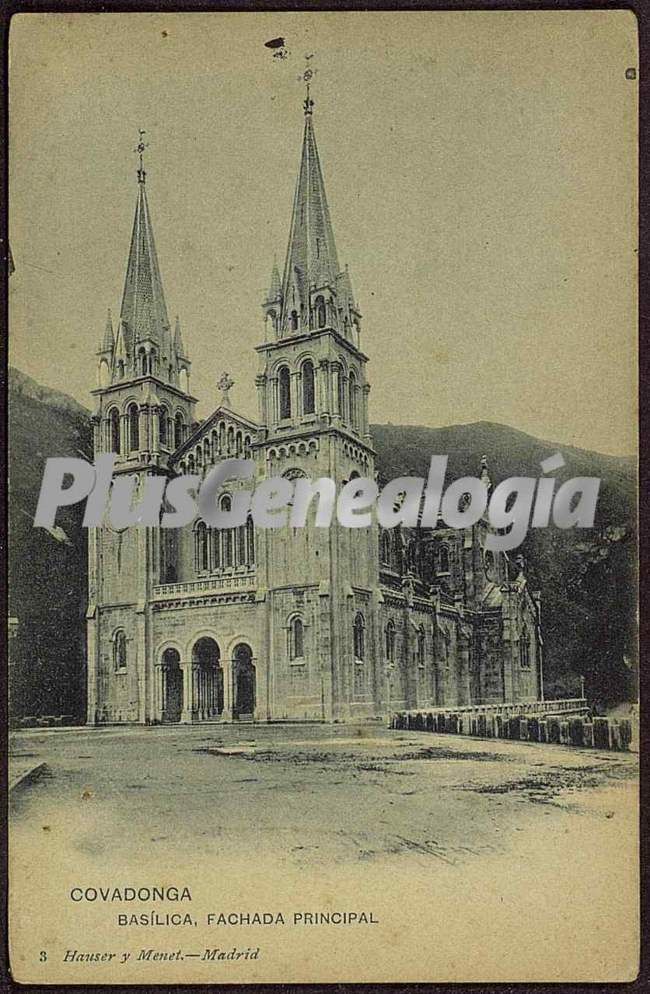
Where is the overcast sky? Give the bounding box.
[9,10,637,455]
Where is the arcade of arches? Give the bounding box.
[157,638,256,723]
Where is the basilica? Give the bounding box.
[86,93,543,725]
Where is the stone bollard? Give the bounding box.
[538,719,548,743]
[593,717,610,750]
[619,719,632,751]
[509,716,521,740]
[582,721,594,748]
[569,717,584,747]
[559,720,570,745]
[519,718,529,741]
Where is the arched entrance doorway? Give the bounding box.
[162,648,183,723]
[191,637,223,719]
[233,643,255,719]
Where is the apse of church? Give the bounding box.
[87,94,543,726]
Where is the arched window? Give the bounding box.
[150,348,157,374]
[353,612,365,660]
[220,495,233,567]
[290,310,299,332]
[137,348,146,376]
[246,514,255,565]
[333,364,345,418]
[392,529,403,574]
[289,617,304,660]
[417,626,426,667]
[108,407,121,454]
[195,521,208,572]
[520,631,531,669]
[128,403,139,451]
[244,434,252,458]
[210,526,221,570]
[117,359,125,379]
[174,412,184,449]
[380,530,391,566]
[385,620,396,663]
[302,360,315,415]
[439,544,450,573]
[236,525,246,566]
[219,421,226,453]
[159,407,168,447]
[196,447,202,469]
[315,296,326,329]
[188,454,195,473]
[236,431,243,457]
[227,426,234,454]
[349,370,357,428]
[113,629,127,671]
[204,438,210,465]
[278,366,291,420]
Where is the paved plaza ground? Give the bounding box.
[8,722,639,983]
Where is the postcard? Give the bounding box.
[7,10,639,984]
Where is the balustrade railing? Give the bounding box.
[152,571,257,599]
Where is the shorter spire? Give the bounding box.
[479,454,492,492]
[100,309,114,352]
[267,260,281,302]
[173,315,186,357]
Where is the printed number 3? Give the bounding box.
[39,951,47,962]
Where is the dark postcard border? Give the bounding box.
[0,1,645,993]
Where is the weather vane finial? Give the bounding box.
[134,129,149,183]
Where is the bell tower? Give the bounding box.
[87,137,196,724]
[254,85,380,721]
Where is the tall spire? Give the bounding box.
[119,147,171,360]
[280,92,341,332]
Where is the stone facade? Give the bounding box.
[87,98,543,725]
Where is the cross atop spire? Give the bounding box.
[135,129,148,184]
[303,67,314,116]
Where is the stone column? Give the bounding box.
[290,370,300,421]
[255,373,268,429]
[181,662,196,723]
[139,405,149,456]
[362,384,371,441]
[151,406,160,455]
[120,413,128,455]
[270,377,278,426]
[223,658,233,719]
[318,359,330,417]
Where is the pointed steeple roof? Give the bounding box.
[266,261,281,302]
[281,98,340,324]
[100,309,114,352]
[119,175,171,357]
[173,315,186,358]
